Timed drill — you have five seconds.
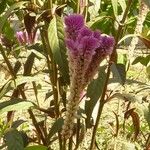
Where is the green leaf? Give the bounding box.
[2,20,14,39]
[48,117,64,139]
[110,63,126,85]
[0,80,14,100]
[146,65,150,80]
[48,15,69,84]
[0,99,34,114]
[0,1,29,34]
[15,76,43,86]
[111,0,118,17]
[85,66,106,128]
[4,128,24,150]
[118,0,126,13]
[11,120,26,129]
[87,16,110,27]
[117,53,127,65]
[132,55,150,66]
[24,145,48,150]
[0,0,7,15]
[118,34,138,44]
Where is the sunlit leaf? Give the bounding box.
[0,99,34,114]
[15,76,42,86]
[0,1,29,34]
[88,0,101,19]
[118,34,138,44]
[24,145,48,150]
[111,0,118,17]
[48,15,69,84]
[118,0,126,12]
[0,80,14,100]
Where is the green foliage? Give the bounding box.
[24,145,48,150]
[48,117,64,139]
[0,99,34,114]
[85,66,106,127]
[4,128,24,150]
[0,0,149,149]
[48,15,69,84]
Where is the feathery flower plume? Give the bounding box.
[62,14,115,139]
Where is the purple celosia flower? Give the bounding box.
[62,14,115,139]
[64,14,84,40]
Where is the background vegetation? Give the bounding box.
[0,0,150,150]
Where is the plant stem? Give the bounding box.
[68,136,73,150]
[75,119,80,149]
[40,28,62,149]
[62,139,67,150]
[89,0,133,149]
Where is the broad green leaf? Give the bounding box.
[110,63,126,85]
[117,53,127,65]
[0,80,14,100]
[0,1,29,34]
[24,145,48,150]
[4,128,24,150]
[48,15,69,84]
[111,0,118,17]
[0,99,34,114]
[48,117,64,139]
[85,66,106,127]
[118,0,126,13]
[87,16,110,27]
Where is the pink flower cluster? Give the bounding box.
[62,14,115,139]
[65,14,114,88]
[16,30,37,45]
